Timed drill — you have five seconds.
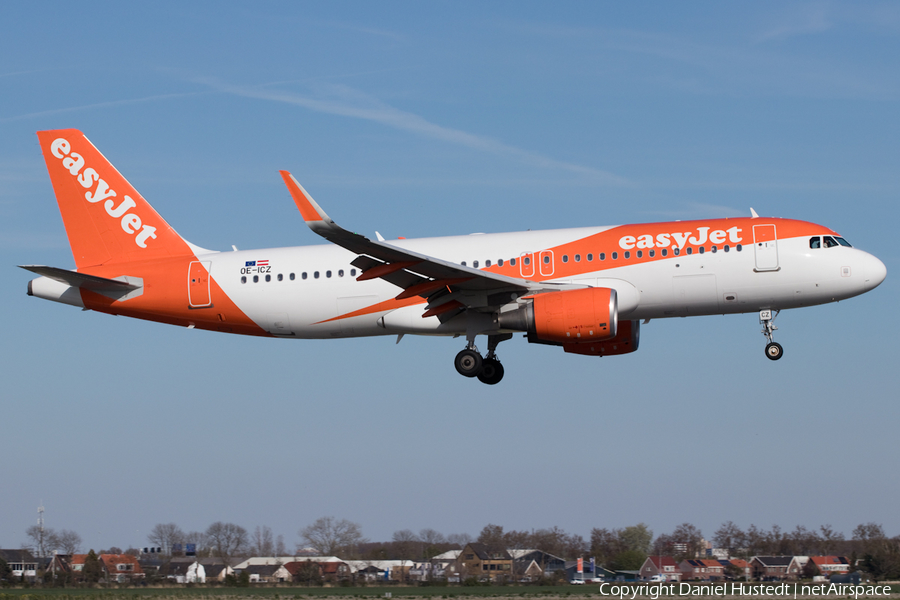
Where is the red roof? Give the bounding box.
[99,554,143,575]
[811,556,848,566]
[649,556,680,568]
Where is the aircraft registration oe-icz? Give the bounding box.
[23,129,887,385]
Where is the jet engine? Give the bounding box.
[497,287,618,345]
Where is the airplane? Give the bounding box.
[22,129,887,384]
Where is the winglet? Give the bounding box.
[750,207,759,218]
[279,171,333,224]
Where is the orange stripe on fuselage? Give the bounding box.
[315,295,425,325]
[480,217,836,281]
[79,256,271,337]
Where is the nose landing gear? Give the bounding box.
[454,333,511,384]
[760,309,783,361]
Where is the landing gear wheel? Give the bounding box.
[477,358,505,385]
[765,342,784,361]
[455,349,483,377]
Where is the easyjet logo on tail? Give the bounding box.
[618,226,742,250]
[50,137,157,248]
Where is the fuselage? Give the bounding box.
[32,216,886,339]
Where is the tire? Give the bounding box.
[454,349,483,377]
[477,358,505,385]
[765,342,783,361]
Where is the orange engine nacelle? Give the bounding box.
[498,288,618,345]
[563,319,641,356]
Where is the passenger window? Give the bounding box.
[624,251,630,259]
[326,270,332,278]
[711,246,717,253]
[724,245,730,252]
[674,248,680,256]
[241,276,247,284]
[824,236,839,248]
[636,250,642,258]
[662,249,667,257]
[575,254,581,262]
[253,275,259,283]
[338,269,344,277]
[277,273,283,281]
[686,248,692,255]
[350,268,357,276]
[265,274,271,282]
[543,255,550,264]
[736,244,742,252]
[562,255,569,263]
[314,271,320,279]
[510,258,516,266]
[809,237,821,249]
[473,260,479,268]
[485,260,491,267]
[290,273,295,280]
[698,247,705,254]
[498,258,504,267]
[587,253,593,261]
[461,261,467,267]
[649,250,655,257]
[600,253,605,260]
[612,252,618,260]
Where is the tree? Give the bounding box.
[447,533,473,548]
[476,524,506,547]
[252,526,276,557]
[620,524,653,555]
[819,525,844,555]
[0,557,12,585]
[611,549,646,571]
[25,525,61,557]
[669,523,704,560]
[82,550,102,584]
[392,529,421,559]
[58,529,83,555]
[148,523,185,555]
[592,528,625,566]
[713,521,746,556]
[299,517,366,557]
[206,522,249,564]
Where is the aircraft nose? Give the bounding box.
[864,253,887,290]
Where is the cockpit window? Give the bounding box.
[835,237,852,247]
[823,236,839,248]
[809,237,821,249]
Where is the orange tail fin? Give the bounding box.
[37,129,195,268]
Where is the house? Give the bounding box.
[718,558,751,580]
[284,560,351,583]
[750,556,793,581]
[0,550,38,581]
[680,559,725,581]
[787,556,809,579]
[640,556,682,582]
[160,557,233,583]
[809,556,850,576]
[456,543,513,581]
[242,563,292,583]
[509,549,566,578]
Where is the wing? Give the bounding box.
[279,171,582,319]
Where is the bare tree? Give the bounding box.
[447,532,472,547]
[819,524,844,555]
[275,534,287,556]
[24,525,60,558]
[252,526,276,557]
[392,529,421,559]
[184,531,209,556]
[299,517,366,557]
[713,521,746,556]
[419,529,445,545]
[148,523,185,555]
[206,522,249,564]
[476,524,506,546]
[58,529,83,555]
[669,523,704,560]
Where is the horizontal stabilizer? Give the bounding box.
[19,265,141,293]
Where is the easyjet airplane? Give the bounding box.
[23,129,887,384]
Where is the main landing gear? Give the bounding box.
[760,309,783,361]
[454,333,511,384]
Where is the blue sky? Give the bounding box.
[2,2,899,553]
